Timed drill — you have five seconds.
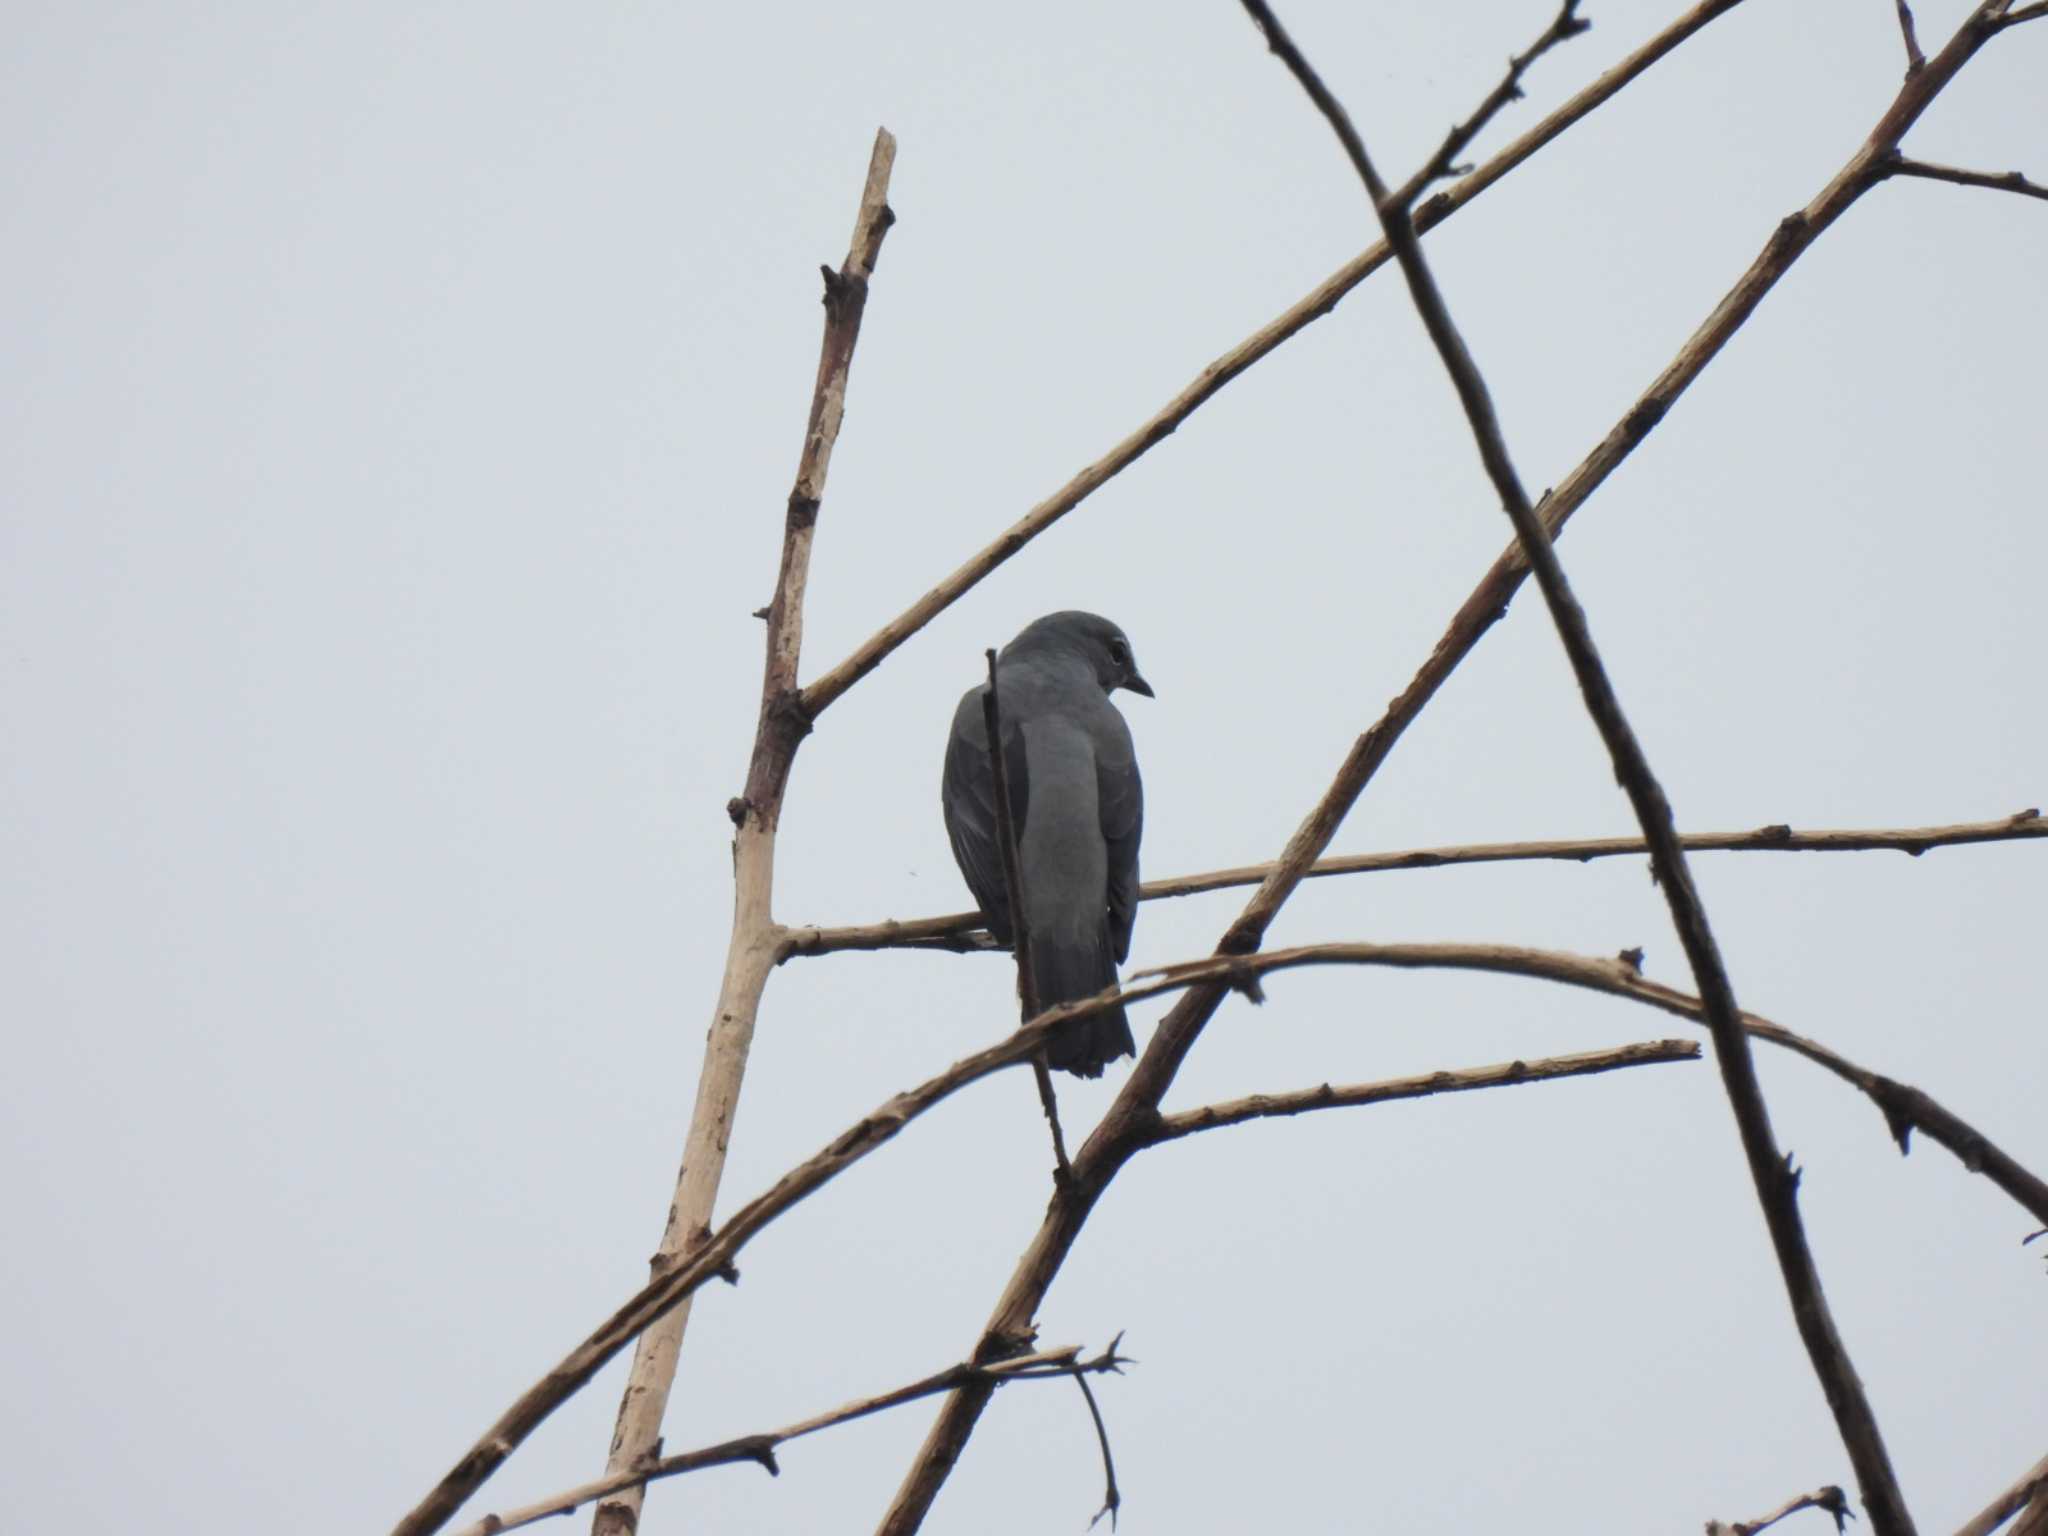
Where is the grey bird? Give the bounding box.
[942,611,1151,1076]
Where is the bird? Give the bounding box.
[942,611,1151,1076]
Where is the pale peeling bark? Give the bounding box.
[586,128,899,1536]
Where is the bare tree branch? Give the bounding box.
[399,917,2045,1536]
[451,1345,1128,1536]
[1957,1451,2048,1536]
[1997,0,2048,25]
[1148,1038,1701,1144]
[1124,940,2048,1229]
[393,1001,1104,1536]
[795,0,1753,720]
[1234,2,2037,1527]
[585,125,900,1536]
[1706,1483,1852,1536]
[1895,0,1928,73]
[1391,0,1591,207]
[785,810,2048,956]
[875,9,2024,1522]
[1881,152,2048,201]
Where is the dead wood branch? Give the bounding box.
[785,810,2047,956]
[1706,1483,1851,1535]
[1148,1039,1700,1144]
[451,1344,1127,1536]
[796,0,1752,719]
[583,124,900,1536]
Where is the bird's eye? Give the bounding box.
[1109,640,1130,667]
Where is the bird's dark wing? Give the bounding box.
[1095,707,1144,963]
[941,685,1028,944]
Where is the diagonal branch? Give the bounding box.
[784,809,2048,956]
[1880,152,2048,201]
[1147,1038,1701,1144]
[1391,0,1591,208]
[796,0,1754,719]
[1957,1450,2048,1536]
[1234,2,2032,1528]
[452,1344,1128,1536]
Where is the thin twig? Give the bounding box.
[1706,1483,1852,1535]
[1075,1359,1122,1530]
[451,1345,1127,1536]
[1998,0,2048,25]
[1956,1450,2048,1536]
[796,0,1754,720]
[1149,1039,1700,1144]
[875,9,2013,1524]
[1236,0,1986,1525]
[586,125,897,1536]
[1881,152,2048,201]
[783,810,2048,956]
[1896,0,1928,73]
[1392,0,1592,207]
[983,648,1072,1180]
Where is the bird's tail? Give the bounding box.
[1030,932,1135,1078]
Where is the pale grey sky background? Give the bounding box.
[3,2,2043,1532]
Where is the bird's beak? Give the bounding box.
[1125,671,1155,698]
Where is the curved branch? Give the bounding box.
[784,810,2047,956]
[1129,942,2048,1228]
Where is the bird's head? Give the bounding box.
[1014,610,1154,698]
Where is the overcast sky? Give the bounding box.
[4,2,2044,1532]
